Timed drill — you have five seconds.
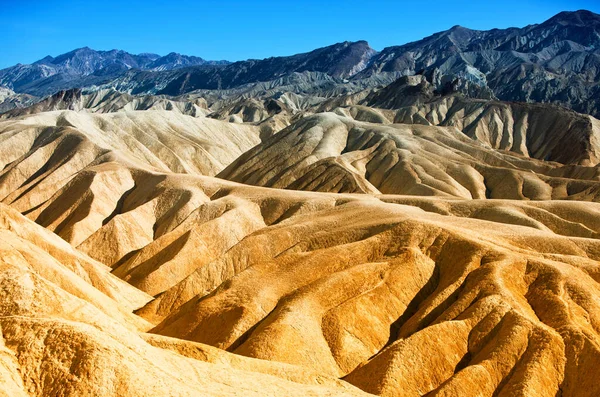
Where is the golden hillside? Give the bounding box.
[0,109,599,395]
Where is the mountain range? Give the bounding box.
[0,47,229,94]
[1,10,599,117]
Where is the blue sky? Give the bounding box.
[1,0,599,68]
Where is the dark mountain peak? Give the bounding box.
[297,40,376,78]
[138,53,161,59]
[52,47,98,63]
[385,24,478,54]
[336,40,371,48]
[72,46,94,53]
[545,10,600,27]
[444,25,478,42]
[102,49,127,55]
[146,52,212,71]
[330,40,371,49]
[348,40,374,51]
[309,40,375,60]
[161,52,189,61]
[34,56,55,65]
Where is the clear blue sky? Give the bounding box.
[1,0,599,69]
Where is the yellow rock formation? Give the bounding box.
[0,109,599,396]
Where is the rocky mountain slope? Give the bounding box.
[0,42,378,97]
[88,41,378,96]
[357,10,600,116]
[0,47,228,95]
[2,10,598,116]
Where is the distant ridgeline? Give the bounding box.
[0,10,599,117]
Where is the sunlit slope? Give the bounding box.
[1,109,600,396]
[0,199,372,396]
[0,110,260,214]
[7,156,599,396]
[219,113,600,200]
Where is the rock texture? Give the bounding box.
[307,73,600,166]
[1,11,600,390]
[2,11,599,117]
[350,75,600,165]
[143,185,600,397]
[219,112,600,198]
[358,10,600,117]
[1,106,600,395]
[0,86,37,114]
[0,202,371,396]
[0,88,209,119]
[0,47,228,95]
[392,97,600,165]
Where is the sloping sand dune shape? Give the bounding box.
[0,110,599,396]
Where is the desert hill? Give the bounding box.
[5,75,600,174]
[0,201,372,396]
[0,88,210,119]
[0,109,259,181]
[219,112,600,199]
[3,156,600,396]
[0,9,600,395]
[0,107,599,395]
[310,74,600,166]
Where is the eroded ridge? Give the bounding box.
[1,109,600,396]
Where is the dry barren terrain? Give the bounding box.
[0,108,598,396]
